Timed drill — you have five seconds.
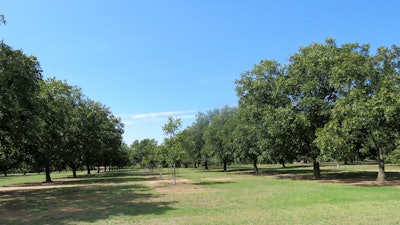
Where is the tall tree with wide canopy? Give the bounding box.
[36,78,81,182]
[236,40,372,179]
[316,44,400,182]
[0,42,42,176]
[235,60,299,171]
[285,39,344,178]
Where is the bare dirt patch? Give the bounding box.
[318,178,400,187]
[145,176,220,194]
[0,183,82,192]
[201,177,235,182]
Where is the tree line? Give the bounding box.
[131,39,400,183]
[0,41,129,181]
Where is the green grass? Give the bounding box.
[1,164,400,224]
[0,170,88,187]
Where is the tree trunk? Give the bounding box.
[371,130,386,182]
[45,165,52,182]
[279,158,286,168]
[223,160,227,171]
[87,164,91,175]
[253,158,258,174]
[205,160,208,170]
[377,150,386,183]
[313,159,321,179]
[173,163,176,185]
[72,168,77,178]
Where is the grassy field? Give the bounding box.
[1,164,400,224]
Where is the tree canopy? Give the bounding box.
[0,41,128,181]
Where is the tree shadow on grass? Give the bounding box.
[257,166,400,186]
[205,167,256,175]
[0,170,176,225]
[194,180,234,186]
[3,170,161,188]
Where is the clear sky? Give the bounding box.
[1,0,400,145]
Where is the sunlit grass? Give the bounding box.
[1,164,400,224]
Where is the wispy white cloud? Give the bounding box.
[118,110,197,125]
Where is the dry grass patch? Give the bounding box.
[317,178,400,187]
[201,177,235,182]
[145,175,221,194]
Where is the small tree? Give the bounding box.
[162,117,182,184]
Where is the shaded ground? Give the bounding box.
[0,171,176,225]
[221,164,400,187]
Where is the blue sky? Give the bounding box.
[2,0,400,145]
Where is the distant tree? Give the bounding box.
[175,129,195,168]
[79,100,123,174]
[204,106,237,171]
[232,110,261,173]
[131,140,144,168]
[112,144,131,169]
[200,109,221,169]
[60,88,85,178]
[185,112,208,168]
[103,114,124,170]
[138,139,159,171]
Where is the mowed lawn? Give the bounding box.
[1,164,400,225]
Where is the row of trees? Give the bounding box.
[0,41,128,181]
[132,39,400,183]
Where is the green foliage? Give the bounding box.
[184,112,210,168]
[132,138,159,169]
[235,59,301,170]
[316,44,400,181]
[0,42,42,176]
[233,39,400,181]
[203,106,237,171]
[0,42,126,180]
